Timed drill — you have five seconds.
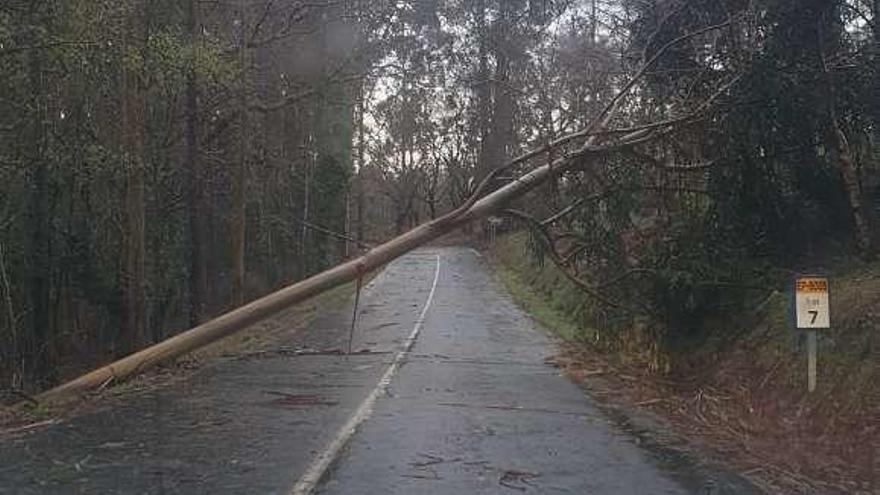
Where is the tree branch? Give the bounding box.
[293,217,372,250]
[503,208,635,311]
[250,73,364,113]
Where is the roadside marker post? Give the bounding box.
[487,216,503,245]
[793,276,830,393]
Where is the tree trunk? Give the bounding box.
[120,1,147,354]
[230,0,248,307]
[591,0,598,44]
[491,1,514,169]
[874,0,880,144]
[356,84,366,246]
[356,181,365,245]
[343,191,352,258]
[25,3,53,385]
[827,120,873,255]
[0,243,20,389]
[186,0,208,325]
[475,0,492,181]
[299,151,312,277]
[871,0,880,239]
[818,18,874,256]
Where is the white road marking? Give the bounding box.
[289,254,442,495]
[469,248,482,258]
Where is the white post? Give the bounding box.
[795,276,828,394]
[807,330,817,393]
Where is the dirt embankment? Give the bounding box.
[487,234,879,494]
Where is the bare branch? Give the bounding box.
[586,18,736,136]
[294,217,372,250]
[503,209,621,307]
[250,73,364,113]
[541,199,586,226]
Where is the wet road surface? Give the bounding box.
[0,247,756,494]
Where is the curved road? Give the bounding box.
[0,247,755,494]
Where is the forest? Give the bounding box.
[1,0,878,398]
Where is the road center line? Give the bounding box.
[289,254,442,495]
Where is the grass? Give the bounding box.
[493,258,584,342]
[488,232,596,343]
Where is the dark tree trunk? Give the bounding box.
[813,4,874,256]
[186,0,208,325]
[25,3,53,386]
[120,0,147,354]
[872,0,880,200]
[356,86,366,246]
[874,0,880,136]
[230,0,248,307]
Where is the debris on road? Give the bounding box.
[409,452,463,468]
[263,391,339,407]
[499,469,539,491]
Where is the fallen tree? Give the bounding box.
[28,19,738,406]
[29,133,630,404]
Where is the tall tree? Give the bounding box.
[120,0,148,353]
[475,0,493,182]
[230,0,248,306]
[185,0,207,325]
[24,1,53,384]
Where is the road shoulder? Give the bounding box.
[484,246,764,494]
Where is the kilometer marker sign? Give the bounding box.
[795,277,830,329]
[795,276,829,393]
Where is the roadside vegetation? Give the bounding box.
[475,3,880,489]
[490,232,878,493]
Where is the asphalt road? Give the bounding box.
[0,247,756,494]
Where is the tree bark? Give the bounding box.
[491,0,515,172]
[874,0,880,139]
[299,149,313,277]
[230,0,248,307]
[818,18,874,256]
[475,0,493,181]
[186,0,208,325]
[25,2,53,385]
[343,191,352,258]
[872,0,880,232]
[120,0,147,354]
[355,85,366,247]
[827,120,873,255]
